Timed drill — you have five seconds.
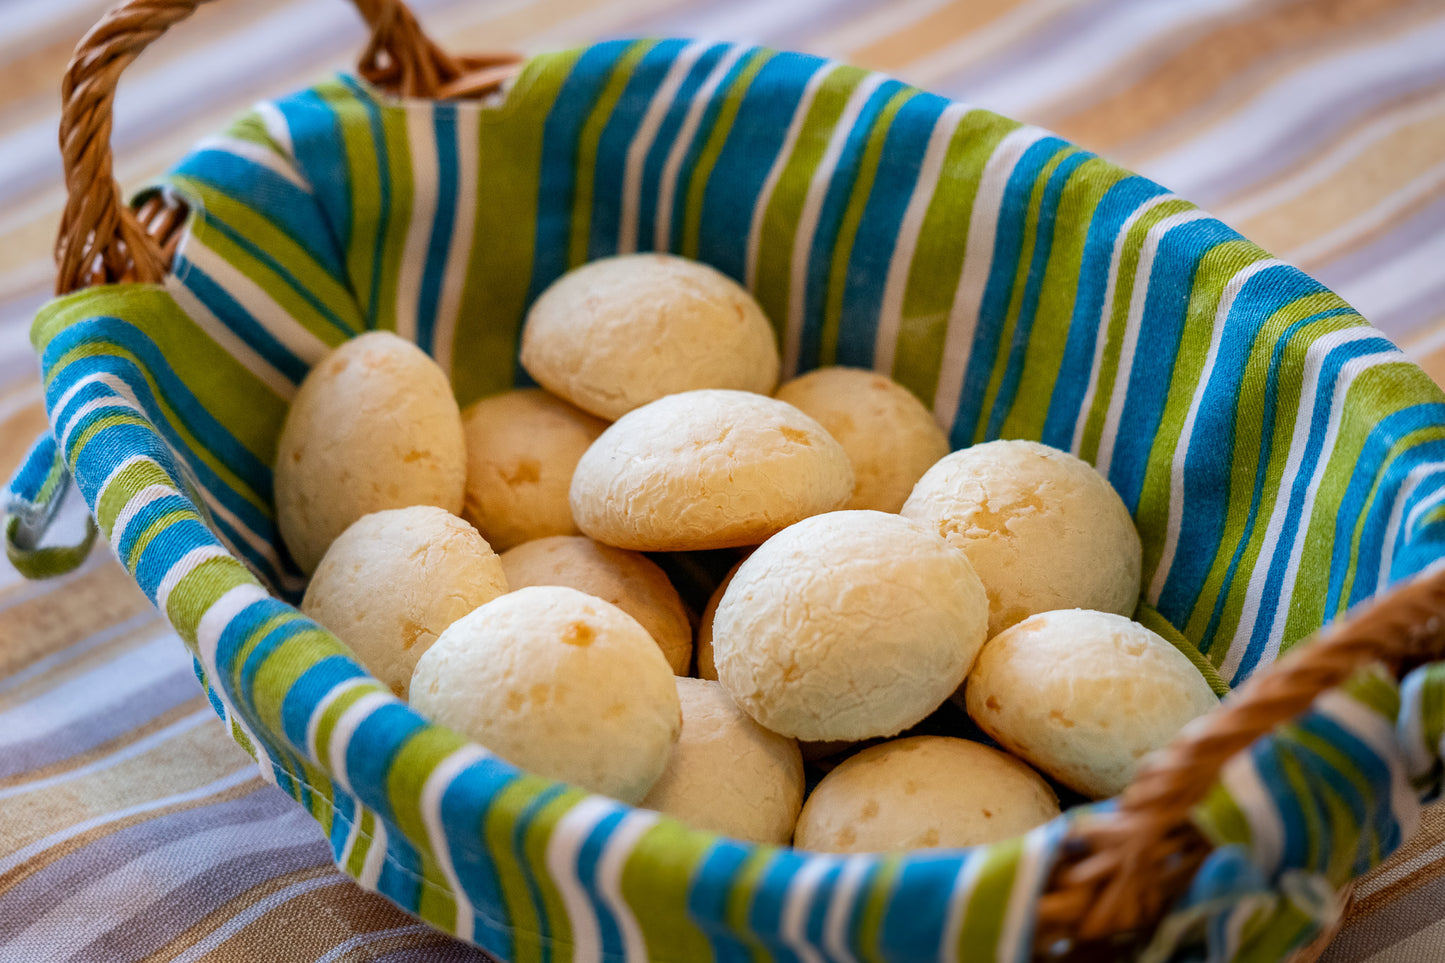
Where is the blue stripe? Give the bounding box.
[277,86,354,254]
[833,91,950,371]
[416,105,460,354]
[281,653,369,748]
[698,52,829,288]
[575,807,630,958]
[688,841,762,963]
[982,148,1093,442]
[442,758,525,961]
[634,43,729,253]
[1235,333,1399,678]
[174,262,310,383]
[1042,176,1170,450]
[949,135,1069,447]
[338,76,393,328]
[587,38,692,262]
[797,78,909,373]
[746,850,804,963]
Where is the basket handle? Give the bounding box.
[1037,561,1445,952]
[55,0,521,294]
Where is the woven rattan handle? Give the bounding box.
[55,0,520,294]
[1037,562,1445,955]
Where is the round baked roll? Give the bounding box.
[774,367,949,513]
[713,510,988,742]
[302,506,507,699]
[461,389,608,552]
[520,254,780,420]
[275,331,466,573]
[409,586,680,804]
[500,536,692,675]
[570,390,853,552]
[901,439,1141,637]
[794,736,1060,853]
[640,678,804,844]
[965,609,1219,799]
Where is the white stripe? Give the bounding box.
[168,874,349,963]
[0,610,161,697]
[1404,478,1445,537]
[154,545,232,616]
[1147,258,1284,604]
[191,580,281,789]
[192,134,310,191]
[312,925,433,963]
[746,62,839,292]
[937,851,984,963]
[177,235,332,366]
[421,744,494,943]
[1314,686,1420,840]
[0,765,258,878]
[1138,17,1445,199]
[1256,347,1406,668]
[1377,464,1445,594]
[51,371,133,438]
[252,100,296,160]
[166,272,298,399]
[305,678,369,761]
[59,393,145,458]
[431,105,480,376]
[326,691,394,795]
[107,484,175,552]
[1285,158,1445,267]
[872,103,973,376]
[1219,753,1285,874]
[545,795,620,963]
[596,809,661,962]
[781,855,836,963]
[1094,209,1212,479]
[823,855,869,963]
[933,125,1052,435]
[395,102,438,345]
[0,633,188,749]
[996,825,1058,963]
[357,817,390,889]
[617,41,714,255]
[0,708,212,802]
[783,71,890,374]
[1069,192,1178,455]
[654,44,751,251]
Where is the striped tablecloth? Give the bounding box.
[3,1,1443,960]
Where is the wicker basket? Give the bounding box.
[15,1,1445,961]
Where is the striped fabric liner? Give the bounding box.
[13,37,1445,961]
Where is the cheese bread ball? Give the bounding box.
[774,368,949,513]
[640,679,804,844]
[713,511,988,742]
[410,586,680,803]
[694,559,745,681]
[571,390,853,552]
[500,536,692,675]
[901,439,1141,638]
[302,507,507,699]
[461,389,608,552]
[794,736,1059,854]
[520,254,781,420]
[276,332,465,573]
[965,610,1219,799]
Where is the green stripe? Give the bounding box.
[954,837,1022,955]
[752,64,862,341]
[857,856,902,963]
[569,41,659,269]
[891,110,1016,406]
[522,790,581,955]
[622,822,716,963]
[372,99,413,333]
[484,775,554,963]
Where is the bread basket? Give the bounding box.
[8,1,1445,960]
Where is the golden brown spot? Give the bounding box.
[503,458,542,485]
[602,703,627,720]
[777,426,812,446]
[400,619,427,651]
[326,355,349,376]
[781,662,801,683]
[985,695,1002,711]
[530,683,551,703]
[1048,709,1076,729]
[836,826,856,847]
[290,447,304,463]
[860,800,879,820]
[389,682,405,698]
[561,622,596,647]
[920,829,940,846]
[507,690,525,711]
[402,448,433,464]
[983,809,994,819]
[903,780,918,796]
